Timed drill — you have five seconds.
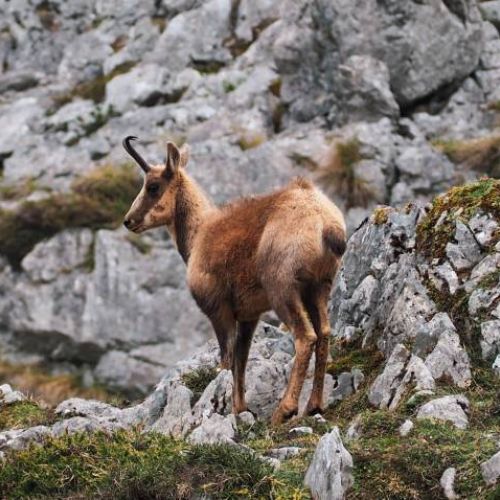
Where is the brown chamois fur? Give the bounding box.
[122,137,346,424]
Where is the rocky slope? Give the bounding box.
[1,0,500,394]
[0,180,498,498]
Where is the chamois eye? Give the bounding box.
[147,183,160,196]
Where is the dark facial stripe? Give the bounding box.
[131,179,169,222]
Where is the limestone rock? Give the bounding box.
[481,450,500,485]
[187,413,236,445]
[304,427,354,500]
[398,420,414,437]
[0,384,26,406]
[440,467,458,500]
[416,395,470,429]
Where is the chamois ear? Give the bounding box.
[164,141,181,177]
[179,143,190,169]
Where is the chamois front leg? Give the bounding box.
[208,306,236,371]
[232,319,258,414]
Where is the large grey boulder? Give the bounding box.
[105,64,170,113]
[2,228,210,397]
[149,0,233,71]
[274,0,483,123]
[416,395,470,430]
[481,450,500,485]
[368,344,435,410]
[304,427,354,500]
[187,413,237,445]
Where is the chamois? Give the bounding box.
[122,136,346,424]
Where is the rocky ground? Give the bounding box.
[1,0,500,394]
[0,179,498,498]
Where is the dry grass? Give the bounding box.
[316,139,373,209]
[0,361,114,408]
[0,163,141,269]
[434,135,500,178]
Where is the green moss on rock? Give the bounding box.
[416,178,500,261]
[0,401,55,431]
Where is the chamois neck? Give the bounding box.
[172,172,214,263]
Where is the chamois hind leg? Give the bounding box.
[208,305,236,370]
[303,282,332,416]
[232,319,259,415]
[271,290,317,425]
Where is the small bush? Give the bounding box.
[316,139,373,209]
[0,164,141,269]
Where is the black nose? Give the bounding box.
[123,219,132,228]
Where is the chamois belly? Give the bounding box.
[232,283,271,322]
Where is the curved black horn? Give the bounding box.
[122,136,150,173]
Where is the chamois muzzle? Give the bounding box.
[122,135,151,173]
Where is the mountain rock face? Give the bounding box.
[0,0,499,394]
[0,183,498,497]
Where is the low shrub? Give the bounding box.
[0,164,141,269]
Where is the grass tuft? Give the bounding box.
[316,139,374,209]
[0,163,141,269]
[0,401,55,431]
[434,135,500,178]
[237,130,267,151]
[181,367,219,404]
[0,178,39,201]
[372,206,391,225]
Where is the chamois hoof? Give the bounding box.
[271,406,298,426]
[304,404,324,417]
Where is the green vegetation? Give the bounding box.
[434,135,500,177]
[316,138,374,209]
[345,361,500,499]
[181,366,219,403]
[348,417,498,499]
[51,62,136,109]
[372,206,391,225]
[0,401,55,431]
[237,130,267,150]
[0,163,141,269]
[416,178,500,261]
[328,341,384,379]
[0,430,276,499]
[222,80,237,93]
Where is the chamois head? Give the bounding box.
[122,136,189,233]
